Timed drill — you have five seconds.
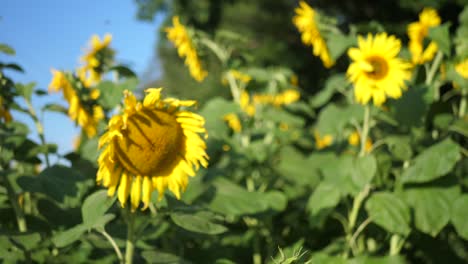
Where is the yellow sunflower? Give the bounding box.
[348,131,373,153]
[455,59,468,79]
[346,33,412,106]
[314,130,333,150]
[165,16,208,82]
[49,69,104,137]
[96,88,209,211]
[293,1,334,68]
[80,34,114,85]
[252,89,301,107]
[408,8,441,65]
[223,113,242,133]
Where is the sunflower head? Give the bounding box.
[97,88,209,211]
[347,33,412,106]
[48,69,104,137]
[223,113,242,133]
[293,1,334,68]
[314,130,333,150]
[80,34,115,85]
[407,8,441,64]
[455,59,468,79]
[165,16,208,82]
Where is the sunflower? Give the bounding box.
[408,8,441,65]
[346,33,412,106]
[165,16,208,82]
[293,1,334,68]
[252,89,301,107]
[49,69,104,137]
[314,130,333,150]
[455,59,468,79]
[348,131,372,153]
[223,113,242,133]
[80,34,115,85]
[96,88,209,211]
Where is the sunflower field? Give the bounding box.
[1,0,468,263]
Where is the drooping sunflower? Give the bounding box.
[293,1,334,68]
[49,69,104,137]
[408,8,441,65]
[346,33,412,106]
[96,88,209,211]
[165,16,208,82]
[80,34,115,85]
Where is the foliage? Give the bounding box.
[1,1,468,264]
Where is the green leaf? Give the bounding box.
[449,118,468,137]
[10,233,42,251]
[365,192,411,235]
[42,103,68,114]
[307,182,341,216]
[276,146,326,187]
[350,155,377,188]
[391,84,429,127]
[310,74,347,108]
[96,78,138,109]
[385,136,413,161]
[15,82,36,101]
[207,178,280,216]
[264,191,288,212]
[141,250,190,264]
[428,23,451,56]
[2,63,24,72]
[401,139,460,184]
[316,103,364,135]
[17,165,85,202]
[199,97,239,139]
[451,195,468,240]
[82,190,116,229]
[170,211,227,235]
[320,155,360,195]
[402,185,460,236]
[348,255,406,264]
[0,43,15,55]
[109,65,137,78]
[52,224,87,248]
[326,33,356,61]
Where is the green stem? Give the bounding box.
[359,105,370,157]
[459,91,467,118]
[345,185,371,258]
[125,212,135,264]
[25,100,50,167]
[389,234,406,255]
[99,229,123,263]
[425,51,444,101]
[226,72,241,104]
[253,232,262,264]
[1,170,27,232]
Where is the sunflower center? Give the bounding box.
[115,109,184,176]
[365,56,389,80]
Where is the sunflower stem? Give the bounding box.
[425,51,443,100]
[125,211,135,264]
[25,99,50,167]
[0,167,27,232]
[359,105,370,157]
[459,91,467,118]
[345,185,370,258]
[226,71,241,104]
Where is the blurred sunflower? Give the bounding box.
[49,69,104,137]
[314,130,333,150]
[348,131,372,153]
[408,8,441,65]
[96,88,209,211]
[293,1,334,68]
[252,89,300,107]
[223,113,242,133]
[455,59,468,78]
[166,16,208,82]
[80,34,115,85]
[240,91,256,117]
[347,33,412,106]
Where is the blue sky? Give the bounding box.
[1,0,164,158]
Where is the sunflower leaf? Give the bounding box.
[365,192,411,235]
[428,23,451,56]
